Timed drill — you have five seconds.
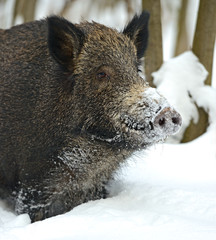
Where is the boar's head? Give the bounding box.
[48,12,181,149]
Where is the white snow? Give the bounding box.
[1,52,216,240]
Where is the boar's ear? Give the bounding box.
[48,16,84,71]
[123,11,149,59]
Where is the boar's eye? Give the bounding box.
[97,72,110,80]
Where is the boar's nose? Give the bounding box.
[153,107,182,135]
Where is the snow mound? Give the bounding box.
[153,51,216,142]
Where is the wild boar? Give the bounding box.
[0,11,181,222]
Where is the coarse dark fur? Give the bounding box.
[0,12,181,222]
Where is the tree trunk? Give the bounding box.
[142,0,163,87]
[181,0,216,143]
[60,0,75,17]
[181,107,209,143]
[13,0,37,25]
[174,0,189,56]
[192,0,216,86]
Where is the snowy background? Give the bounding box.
[0,0,216,239]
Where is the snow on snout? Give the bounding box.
[140,87,170,113]
[141,87,182,138]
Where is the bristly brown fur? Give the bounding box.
[0,12,181,222]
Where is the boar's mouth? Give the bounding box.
[120,106,182,143]
[121,115,153,131]
[86,107,181,148]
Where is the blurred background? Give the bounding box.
[0,0,215,143]
[0,0,206,61]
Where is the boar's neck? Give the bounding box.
[61,134,133,168]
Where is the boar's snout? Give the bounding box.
[119,87,182,147]
[152,107,182,136]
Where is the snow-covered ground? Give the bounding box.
[1,131,216,240]
[1,1,216,239]
[0,50,216,240]
[1,132,216,240]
